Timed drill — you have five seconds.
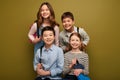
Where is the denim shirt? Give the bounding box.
[34,44,64,79]
[34,25,44,54]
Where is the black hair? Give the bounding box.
[41,26,55,36]
[61,12,74,21]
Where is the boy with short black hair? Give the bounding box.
[34,26,64,80]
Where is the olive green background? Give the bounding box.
[0,0,120,80]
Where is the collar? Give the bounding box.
[43,44,55,52]
[64,26,77,37]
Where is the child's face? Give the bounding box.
[42,30,55,45]
[70,35,81,49]
[41,4,51,19]
[62,17,74,31]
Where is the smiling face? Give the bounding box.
[42,30,55,46]
[62,17,74,31]
[40,4,51,19]
[69,34,81,49]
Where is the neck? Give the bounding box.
[45,44,52,49]
[44,18,49,22]
[71,48,81,53]
[67,26,74,32]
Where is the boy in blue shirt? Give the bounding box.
[34,26,64,80]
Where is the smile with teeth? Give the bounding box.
[72,44,78,46]
[46,39,52,42]
[43,13,48,16]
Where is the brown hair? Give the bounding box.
[36,2,59,27]
[68,32,85,51]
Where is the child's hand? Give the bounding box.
[37,68,50,76]
[69,58,77,68]
[37,63,43,69]
[71,58,77,65]
[73,69,83,76]
[32,36,41,44]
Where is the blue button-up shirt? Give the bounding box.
[34,44,64,79]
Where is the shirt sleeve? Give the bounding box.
[50,48,64,76]
[82,53,89,75]
[33,49,40,71]
[54,25,59,46]
[28,23,37,41]
[59,32,66,52]
[63,52,72,75]
[79,28,90,46]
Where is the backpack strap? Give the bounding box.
[36,22,39,38]
[39,46,43,63]
[77,27,79,33]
